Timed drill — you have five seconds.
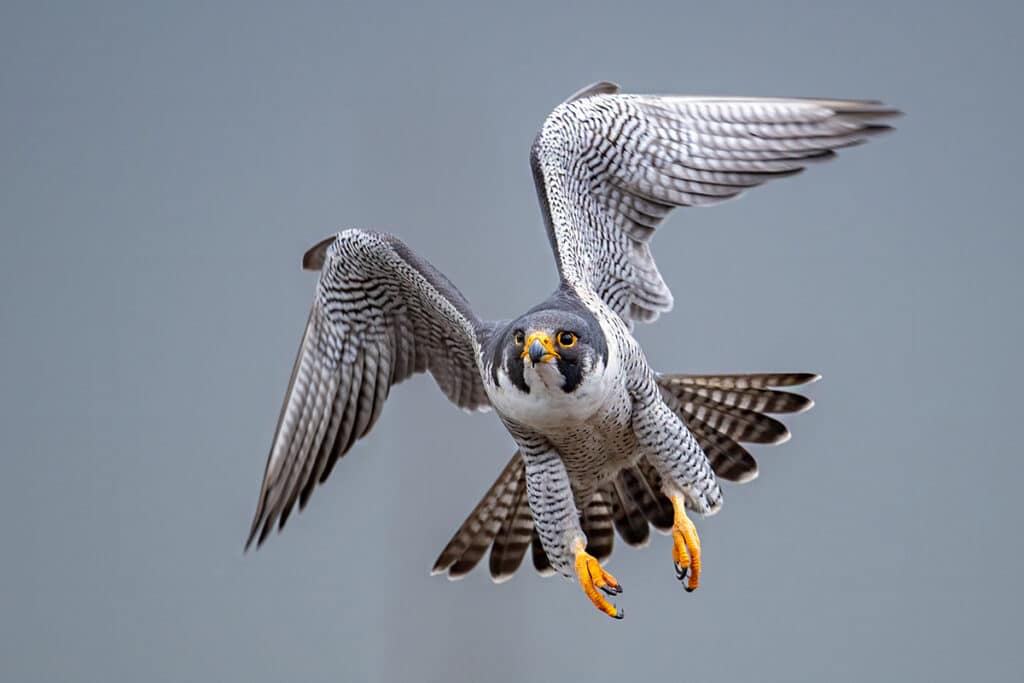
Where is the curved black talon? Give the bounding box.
[600,583,623,596]
[684,585,696,593]
[674,562,689,582]
[613,607,624,620]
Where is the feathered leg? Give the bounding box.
[632,390,721,592]
[523,448,623,620]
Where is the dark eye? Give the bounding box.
[513,329,524,345]
[557,331,577,348]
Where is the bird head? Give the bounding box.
[499,309,607,395]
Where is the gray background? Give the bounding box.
[2,1,1021,681]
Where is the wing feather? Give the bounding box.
[488,476,533,582]
[247,229,490,548]
[531,82,898,325]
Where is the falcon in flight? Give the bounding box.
[246,82,897,619]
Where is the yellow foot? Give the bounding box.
[670,494,702,593]
[573,541,623,620]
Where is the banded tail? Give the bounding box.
[431,372,818,581]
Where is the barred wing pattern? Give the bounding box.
[246,229,490,548]
[531,82,898,326]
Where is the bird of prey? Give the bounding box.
[245,81,897,619]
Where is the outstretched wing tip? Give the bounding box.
[303,235,338,271]
[563,80,621,104]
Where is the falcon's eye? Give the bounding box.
[513,330,525,345]
[557,331,577,348]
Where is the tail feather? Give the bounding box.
[657,372,818,484]
[660,372,820,390]
[674,384,814,414]
[531,529,555,576]
[686,417,760,483]
[676,399,791,444]
[488,478,533,582]
[634,459,676,531]
[432,452,523,579]
[610,474,652,547]
[580,492,615,562]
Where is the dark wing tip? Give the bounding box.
[303,235,338,271]
[860,124,897,137]
[244,515,274,551]
[244,505,267,551]
[842,104,903,117]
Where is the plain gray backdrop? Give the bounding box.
[2,1,1021,681]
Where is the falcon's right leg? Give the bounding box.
[572,537,623,619]
[523,449,624,620]
[669,493,702,592]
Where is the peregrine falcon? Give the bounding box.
[245,81,897,619]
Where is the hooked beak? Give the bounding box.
[522,332,559,365]
[528,339,547,364]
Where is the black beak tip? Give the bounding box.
[528,339,546,364]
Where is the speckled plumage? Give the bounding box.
[246,82,896,592]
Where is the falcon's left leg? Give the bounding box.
[631,391,722,593]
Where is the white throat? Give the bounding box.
[489,357,613,431]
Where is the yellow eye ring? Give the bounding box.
[513,330,525,345]
[557,331,577,348]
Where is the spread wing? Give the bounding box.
[246,229,491,548]
[531,81,899,326]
